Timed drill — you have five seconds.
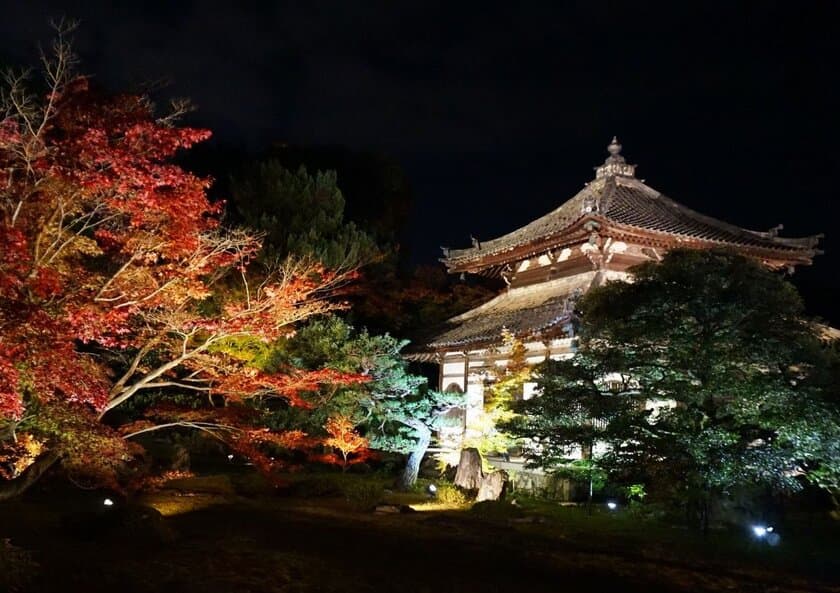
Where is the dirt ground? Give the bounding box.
[1,488,838,593]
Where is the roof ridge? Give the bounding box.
[442,140,822,273]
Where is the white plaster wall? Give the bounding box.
[526,355,548,365]
[442,361,464,377]
[436,339,577,452]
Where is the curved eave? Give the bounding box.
[442,214,599,275]
[603,223,821,268]
[444,216,821,276]
[416,315,573,355]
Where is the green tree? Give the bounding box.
[262,145,413,253]
[505,250,840,529]
[282,317,463,489]
[465,330,528,457]
[230,161,379,269]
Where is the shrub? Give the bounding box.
[434,483,469,506]
[624,483,647,502]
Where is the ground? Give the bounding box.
[1,473,838,593]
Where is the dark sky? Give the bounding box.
[2,1,838,322]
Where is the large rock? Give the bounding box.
[453,448,483,490]
[476,470,508,502]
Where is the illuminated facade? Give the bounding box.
[414,138,822,467]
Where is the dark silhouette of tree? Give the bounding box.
[230,161,379,270]
[504,250,840,529]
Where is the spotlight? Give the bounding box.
[103,498,114,507]
[227,454,234,461]
[427,484,437,498]
[606,501,617,510]
[752,525,769,538]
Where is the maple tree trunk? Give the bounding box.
[397,426,431,491]
[0,450,61,501]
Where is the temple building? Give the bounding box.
[415,138,823,468]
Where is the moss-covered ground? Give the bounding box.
[1,472,838,593]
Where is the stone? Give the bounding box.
[476,470,508,502]
[453,448,483,490]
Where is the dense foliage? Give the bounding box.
[0,34,367,492]
[505,250,840,525]
[353,264,496,338]
[465,329,528,457]
[226,156,492,342]
[259,144,413,254]
[229,160,379,269]
[281,317,463,488]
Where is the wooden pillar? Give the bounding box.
[436,353,443,391]
[462,351,470,433]
[462,351,469,392]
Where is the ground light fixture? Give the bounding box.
[751,525,781,545]
[103,498,114,507]
[752,525,774,538]
[606,501,617,510]
[427,484,437,498]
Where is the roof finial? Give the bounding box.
[594,136,636,179]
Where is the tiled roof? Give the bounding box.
[445,140,822,270]
[419,272,599,351]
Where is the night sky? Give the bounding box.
[2,1,838,323]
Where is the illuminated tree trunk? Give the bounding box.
[0,451,61,501]
[397,424,431,491]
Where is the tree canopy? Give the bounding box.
[0,34,367,493]
[258,144,414,255]
[505,249,840,523]
[280,316,462,488]
[229,160,379,270]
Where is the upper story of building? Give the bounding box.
[418,138,823,355]
[441,138,822,290]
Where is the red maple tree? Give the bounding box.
[322,415,370,472]
[0,27,366,494]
